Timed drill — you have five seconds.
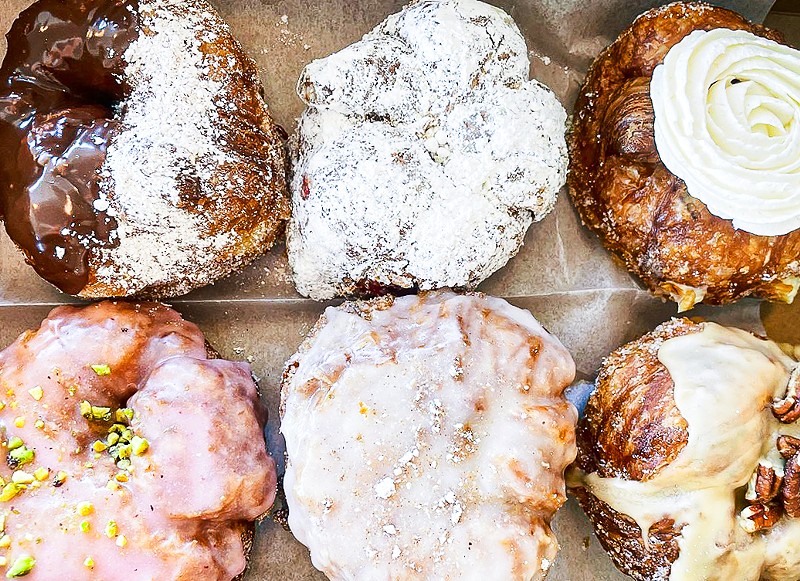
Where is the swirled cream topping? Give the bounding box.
[651,28,800,236]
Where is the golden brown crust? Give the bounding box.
[577,318,696,481]
[567,1,799,309]
[571,487,684,581]
[78,0,289,299]
[573,318,700,580]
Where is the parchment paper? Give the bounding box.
[0,0,785,579]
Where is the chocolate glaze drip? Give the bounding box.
[0,0,139,294]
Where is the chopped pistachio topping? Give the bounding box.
[6,439,22,452]
[52,471,67,487]
[33,420,43,430]
[130,436,149,456]
[83,557,94,569]
[114,472,128,483]
[79,520,90,533]
[0,536,10,549]
[7,446,34,469]
[0,558,6,567]
[76,502,93,516]
[79,402,111,422]
[10,472,33,485]
[90,364,111,376]
[26,387,42,402]
[0,484,23,502]
[32,468,47,483]
[82,407,147,472]
[104,521,117,538]
[115,409,133,424]
[12,419,23,429]
[115,444,131,461]
[5,554,34,577]
[115,535,127,548]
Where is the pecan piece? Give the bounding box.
[782,453,800,518]
[739,502,783,533]
[747,463,782,503]
[778,435,800,459]
[773,367,800,423]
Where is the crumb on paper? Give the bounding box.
[531,51,551,65]
[266,13,310,50]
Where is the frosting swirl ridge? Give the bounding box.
[651,28,800,236]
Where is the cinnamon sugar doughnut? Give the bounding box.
[0,0,288,298]
[0,300,276,579]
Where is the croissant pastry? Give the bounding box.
[568,2,800,311]
[570,318,800,580]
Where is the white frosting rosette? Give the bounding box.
[651,28,800,236]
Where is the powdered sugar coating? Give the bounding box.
[288,0,567,300]
[89,0,287,298]
[281,291,577,580]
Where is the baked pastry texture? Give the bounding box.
[568,2,800,311]
[288,0,567,300]
[570,318,800,581]
[0,0,289,298]
[0,300,276,579]
[281,291,576,579]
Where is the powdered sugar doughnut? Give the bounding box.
[0,0,288,297]
[288,0,567,300]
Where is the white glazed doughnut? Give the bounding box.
[281,291,577,580]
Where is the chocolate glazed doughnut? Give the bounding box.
[568,2,800,311]
[0,0,288,298]
[0,1,132,294]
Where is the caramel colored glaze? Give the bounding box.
[567,2,800,308]
[571,487,684,581]
[576,318,695,481]
[0,301,276,580]
[0,0,137,294]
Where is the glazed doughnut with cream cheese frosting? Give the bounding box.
[0,0,288,298]
[0,301,276,579]
[281,291,576,580]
